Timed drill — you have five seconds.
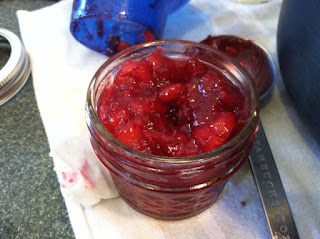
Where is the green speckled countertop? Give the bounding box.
[0,1,75,238]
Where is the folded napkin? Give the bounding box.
[17,0,320,238]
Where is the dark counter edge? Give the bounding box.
[0,1,75,239]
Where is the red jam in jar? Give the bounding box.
[86,40,259,219]
[97,47,249,157]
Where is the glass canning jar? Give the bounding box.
[86,40,259,220]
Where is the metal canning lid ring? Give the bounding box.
[0,28,31,105]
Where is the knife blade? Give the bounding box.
[249,121,300,239]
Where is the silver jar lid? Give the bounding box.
[0,28,31,105]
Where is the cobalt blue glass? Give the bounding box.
[70,0,189,56]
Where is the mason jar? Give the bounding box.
[86,40,259,219]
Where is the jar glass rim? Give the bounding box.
[86,39,259,165]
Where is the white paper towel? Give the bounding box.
[17,0,320,238]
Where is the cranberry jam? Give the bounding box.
[86,40,259,219]
[97,47,249,156]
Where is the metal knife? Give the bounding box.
[249,121,300,239]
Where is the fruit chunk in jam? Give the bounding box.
[98,48,249,157]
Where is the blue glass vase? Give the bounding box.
[70,0,189,56]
